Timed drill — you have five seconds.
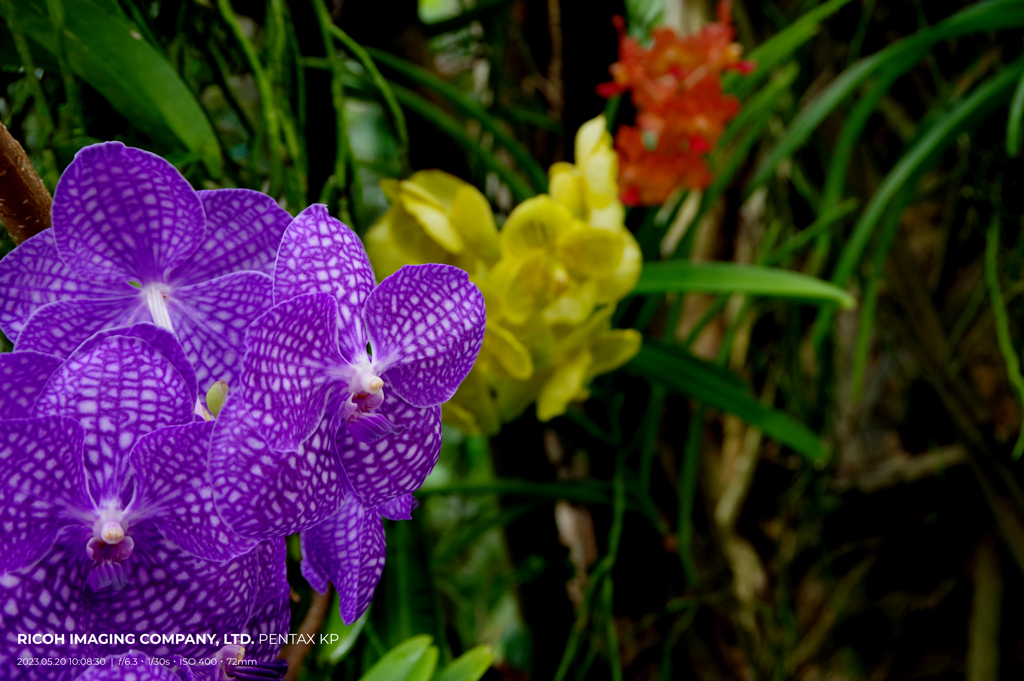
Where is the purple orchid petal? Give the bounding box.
[362,264,485,408]
[336,388,442,508]
[0,530,90,681]
[380,494,417,521]
[170,271,274,391]
[300,497,386,625]
[73,323,199,408]
[209,396,347,538]
[52,142,205,283]
[74,653,184,681]
[15,295,146,358]
[272,204,375,360]
[346,412,405,444]
[0,351,62,419]
[0,417,92,574]
[241,292,345,451]
[33,336,194,505]
[238,538,291,661]
[82,522,260,659]
[129,420,258,561]
[0,231,130,342]
[169,189,292,285]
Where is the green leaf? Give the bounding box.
[632,261,855,309]
[724,0,851,99]
[407,645,439,681]
[829,60,1024,292]
[747,0,1024,192]
[627,343,826,461]
[359,635,434,681]
[366,47,548,193]
[2,0,223,174]
[317,597,369,666]
[1008,67,1024,157]
[433,646,494,681]
[384,81,536,203]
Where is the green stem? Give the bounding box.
[310,0,356,225]
[367,47,547,193]
[216,0,284,194]
[985,216,1024,459]
[328,24,409,172]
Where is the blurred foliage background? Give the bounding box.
[3,0,1024,679]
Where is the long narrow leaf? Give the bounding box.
[747,0,1024,192]
[724,0,851,99]
[366,47,548,193]
[633,261,855,308]
[385,81,535,202]
[627,343,827,461]
[5,0,222,173]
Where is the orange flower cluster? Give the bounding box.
[598,2,752,206]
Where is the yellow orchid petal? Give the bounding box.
[556,223,625,278]
[501,196,574,259]
[587,329,642,378]
[588,200,626,229]
[495,251,553,325]
[364,209,414,280]
[388,201,451,264]
[537,348,592,421]
[400,193,465,253]
[403,169,465,209]
[450,185,500,264]
[469,274,506,323]
[549,162,587,220]
[594,229,642,303]
[581,145,618,211]
[543,279,597,325]
[483,322,534,380]
[555,305,614,355]
[574,115,608,165]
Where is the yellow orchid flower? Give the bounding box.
[365,113,643,431]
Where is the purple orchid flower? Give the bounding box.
[0,142,292,394]
[0,325,288,679]
[209,204,484,623]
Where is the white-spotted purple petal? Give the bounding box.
[52,142,205,282]
[241,292,346,451]
[0,351,62,419]
[336,388,441,508]
[300,497,386,625]
[33,336,194,505]
[363,264,485,408]
[0,417,92,574]
[170,188,292,285]
[272,204,375,359]
[0,530,89,681]
[210,396,347,538]
[238,538,291,661]
[170,271,274,391]
[380,494,417,521]
[82,523,260,659]
[73,323,199,408]
[129,421,258,561]
[15,296,146,358]
[0,231,130,342]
